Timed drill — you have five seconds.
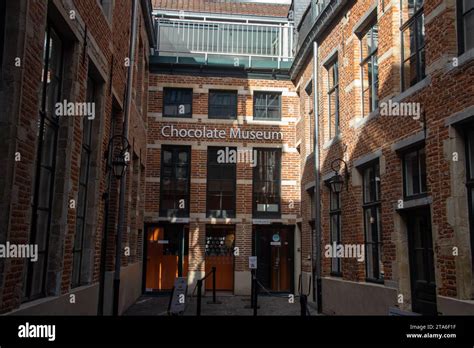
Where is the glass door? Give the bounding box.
[253,226,294,292]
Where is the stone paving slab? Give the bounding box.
[124,294,317,316]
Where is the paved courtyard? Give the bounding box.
[124,294,318,316]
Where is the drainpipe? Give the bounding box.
[312,40,323,313]
[113,0,138,316]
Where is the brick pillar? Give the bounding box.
[187,222,205,294]
[234,222,252,295]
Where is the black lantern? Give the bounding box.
[329,172,344,194]
[112,154,127,179]
[329,158,350,194]
[106,135,130,180]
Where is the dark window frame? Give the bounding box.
[326,59,340,139]
[253,91,282,121]
[464,126,474,273]
[359,20,379,116]
[400,0,426,91]
[402,145,428,200]
[252,148,281,218]
[457,0,474,54]
[361,161,384,283]
[163,87,193,118]
[159,145,191,218]
[208,90,238,120]
[206,147,237,219]
[329,187,342,277]
[71,76,96,288]
[24,24,63,301]
[307,188,315,222]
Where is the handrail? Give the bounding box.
[162,17,290,28]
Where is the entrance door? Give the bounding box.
[205,226,235,291]
[254,226,294,292]
[407,208,437,315]
[145,224,189,291]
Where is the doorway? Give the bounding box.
[253,225,294,292]
[406,207,437,315]
[145,224,189,292]
[205,225,235,291]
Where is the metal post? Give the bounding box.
[313,41,323,313]
[113,0,138,317]
[250,269,255,308]
[207,267,222,305]
[197,279,202,316]
[212,266,216,303]
[253,274,258,316]
[300,294,307,316]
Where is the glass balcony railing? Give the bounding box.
[154,13,295,69]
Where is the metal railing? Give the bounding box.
[195,267,221,316]
[155,13,294,68]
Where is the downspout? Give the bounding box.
[113,0,139,316]
[312,40,322,313]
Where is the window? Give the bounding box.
[254,92,281,120]
[253,149,281,218]
[327,59,339,139]
[458,0,474,53]
[160,145,191,217]
[464,128,474,271]
[360,21,379,115]
[207,147,236,218]
[403,147,427,198]
[400,0,425,90]
[308,189,315,221]
[329,189,342,276]
[72,76,96,288]
[209,90,237,119]
[163,88,192,118]
[362,162,384,281]
[98,0,113,21]
[24,25,63,300]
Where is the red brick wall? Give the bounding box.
[0,0,151,313]
[294,0,474,303]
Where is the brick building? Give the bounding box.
[293,0,474,315]
[0,0,154,315]
[0,0,473,317]
[144,0,301,295]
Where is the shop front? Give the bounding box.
[253,225,294,293]
[144,223,189,292]
[205,225,235,291]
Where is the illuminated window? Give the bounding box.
[253,148,281,217]
[160,145,191,217]
[207,147,236,218]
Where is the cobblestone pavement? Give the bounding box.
[124,294,318,316]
